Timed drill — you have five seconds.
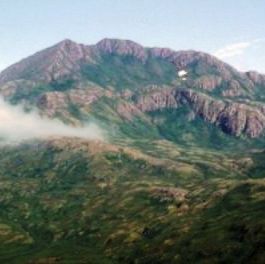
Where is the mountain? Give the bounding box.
[1,38,265,142]
[1,39,265,263]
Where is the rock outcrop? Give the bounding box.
[246,71,265,86]
[133,88,265,138]
[193,75,222,91]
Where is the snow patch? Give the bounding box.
[178,70,188,77]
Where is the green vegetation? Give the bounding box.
[0,137,264,263]
[9,79,76,104]
[148,106,262,151]
[81,54,177,90]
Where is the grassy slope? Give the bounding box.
[81,54,178,91]
[0,138,264,263]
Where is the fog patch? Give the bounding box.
[0,97,104,142]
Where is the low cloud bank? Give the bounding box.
[0,98,104,142]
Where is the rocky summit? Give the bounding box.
[1,39,265,263]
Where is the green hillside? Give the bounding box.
[0,39,265,263]
[0,137,264,263]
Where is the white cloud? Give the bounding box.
[0,97,104,142]
[214,42,251,59]
[214,38,265,59]
[253,38,265,44]
[213,38,265,73]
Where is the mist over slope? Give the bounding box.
[0,97,104,142]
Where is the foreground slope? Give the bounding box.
[0,138,264,263]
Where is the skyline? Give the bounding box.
[0,0,264,73]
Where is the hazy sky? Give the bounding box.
[0,0,264,72]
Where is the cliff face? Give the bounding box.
[130,88,265,138]
[1,38,265,139]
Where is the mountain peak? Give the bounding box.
[96,38,143,48]
[58,38,76,44]
[0,39,91,84]
[55,39,80,49]
[96,38,147,60]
